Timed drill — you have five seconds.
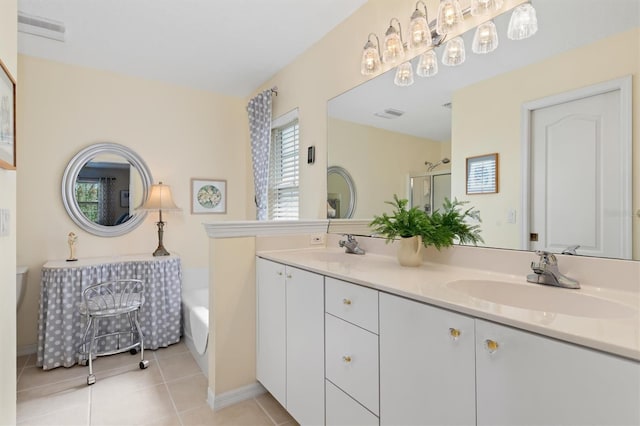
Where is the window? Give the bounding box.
[268,117,299,220]
[75,179,100,222]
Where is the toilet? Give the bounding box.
[16,266,28,309]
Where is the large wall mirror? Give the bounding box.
[62,143,153,237]
[327,0,639,260]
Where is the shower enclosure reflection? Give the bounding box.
[410,171,451,214]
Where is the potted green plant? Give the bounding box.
[370,195,484,266]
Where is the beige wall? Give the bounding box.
[452,28,640,257]
[0,0,17,423]
[328,117,448,218]
[16,55,249,348]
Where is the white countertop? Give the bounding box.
[257,247,640,361]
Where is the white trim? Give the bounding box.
[207,382,267,411]
[520,75,633,255]
[17,344,37,356]
[203,220,329,238]
[271,108,299,129]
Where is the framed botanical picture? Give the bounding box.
[0,58,16,169]
[191,178,227,214]
[466,153,499,194]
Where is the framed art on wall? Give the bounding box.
[466,153,499,194]
[0,58,16,169]
[191,178,227,214]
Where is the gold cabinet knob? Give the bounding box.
[449,328,461,339]
[485,339,499,353]
[342,355,352,363]
[286,274,292,279]
[343,298,352,305]
[277,271,283,276]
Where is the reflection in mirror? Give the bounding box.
[62,143,152,237]
[327,0,639,260]
[327,166,357,219]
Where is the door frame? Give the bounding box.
[520,75,632,255]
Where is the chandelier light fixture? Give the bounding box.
[382,18,406,65]
[360,0,539,87]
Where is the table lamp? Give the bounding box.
[140,181,181,256]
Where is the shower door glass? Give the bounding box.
[410,172,451,214]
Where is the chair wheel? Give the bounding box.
[139,360,150,369]
[87,375,96,385]
[129,348,138,355]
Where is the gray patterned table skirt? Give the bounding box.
[37,256,182,370]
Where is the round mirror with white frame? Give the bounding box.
[327,165,357,219]
[62,143,153,237]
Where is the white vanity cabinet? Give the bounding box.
[379,292,476,426]
[256,258,325,425]
[476,319,640,426]
[325,277,380,425]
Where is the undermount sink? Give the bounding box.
[447,279,636,319]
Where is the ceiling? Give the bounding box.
[17,0,367,97]
[328,0,640,142]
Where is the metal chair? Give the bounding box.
[78,279,150,385]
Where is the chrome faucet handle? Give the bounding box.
[562,245,580,255]
[534,250,557,266]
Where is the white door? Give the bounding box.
[286,267,325,425]
[475,320,640,426]
[529,86,631,258]
[379,293,475,426]
[255,258,287,407]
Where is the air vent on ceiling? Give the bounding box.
[374,108,405,119]
[18,12,66,42]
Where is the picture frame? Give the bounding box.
[191,178,227,214]
[466,153,499,194]
[0,58,16,170]
[120,190,130,208]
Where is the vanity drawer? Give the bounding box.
[326,380,379,426]
[325,277,378,333]
[326,313,379,415]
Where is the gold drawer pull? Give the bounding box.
[485,339,499,353]
[342,355,352,363]
[343,298,352,305]
[449,328,461,339]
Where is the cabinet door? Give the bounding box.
[286,266,325,425]
[379,293,476,426]
[476,319,640,426]
[256,258,286,407]
[326,380,379,426]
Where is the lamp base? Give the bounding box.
[152,246,170,257]
[152,220,170,256]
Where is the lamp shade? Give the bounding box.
[508,3,538,40]
[140,182,180,211]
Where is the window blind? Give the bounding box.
[466,154,498,194]
[268,119,299,220]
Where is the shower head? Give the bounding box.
[425,157,451,171]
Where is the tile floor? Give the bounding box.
[16,341,298,426]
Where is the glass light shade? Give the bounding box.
[472,20,499,54]
[442,36,466,66]
[470,0,504,16]
[394,62,415,86]
[408,9,432,51]
[383,25,405,65]
[436,0,464,36]
[416,50,438,77]
[507,3,538,40]
[361,40,381,75]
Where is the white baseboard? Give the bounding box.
[207,382,266,411]
[17,344,37,356]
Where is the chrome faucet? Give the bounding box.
[562,245,580,255]
[527,250,580,289]
[339,234,365,255]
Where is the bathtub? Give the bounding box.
[182,268,209,377]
